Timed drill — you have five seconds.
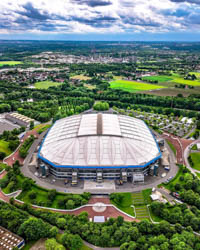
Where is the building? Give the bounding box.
[38,113,161,181]
[6,112,34,127]
[0,226,25,249]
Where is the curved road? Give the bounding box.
[184,139,200,176]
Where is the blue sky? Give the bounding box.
[0,0,200,41]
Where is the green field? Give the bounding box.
[35,81,62,89]
[171,77,200,86]
[142,75,173,82]
[0,61,22,66]
[189,152,200,171]
[0,140,12,156]
[110,80,165,92]
[189,72,200,78]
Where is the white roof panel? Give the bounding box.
[40,113,160,167]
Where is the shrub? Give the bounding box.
[28,191,37,200]
[0,151,6,160]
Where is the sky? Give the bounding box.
[0,0,200,41]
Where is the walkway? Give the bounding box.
[4,129,39,166]
[162,132,193,165]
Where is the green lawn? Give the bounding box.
[142,75,173,82]
[0,61,22,66]
[0,140,12,156]
[191,144,198,150]
[166,140,177,156]
[189,152,200,171]
[110,80,165,92]
[35,81,62,89]
[196,173,200,179]
[110,192,135,216]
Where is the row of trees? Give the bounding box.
[13,202,200,249]
[19,135,35,158]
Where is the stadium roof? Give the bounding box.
[38,113,161,168]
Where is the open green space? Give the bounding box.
[142,75,173,82]
[110,80,166,92]
[35,81,62,89]
[0,140,12,156]
[0,61,22,66]
[188,152,200,171]
[166,140,177,156]
[171,77,200,86]
[110,192,135,216]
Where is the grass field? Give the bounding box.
[110,80,165,92]
[0,61,22,67]
[35,81,62,89]
[189,152,200,171]
[189,72,200,78]
[0,140,12,156]
[71,74,91,80]
[142,75,173,82]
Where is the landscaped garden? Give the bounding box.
[110,80,166,92]
[0,161,91,209]
[35,81,63,89]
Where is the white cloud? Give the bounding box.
[0,0,199,34]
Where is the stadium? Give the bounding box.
[38,113,162,183]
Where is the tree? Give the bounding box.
[56,218,66,229]
[47,189,57,201]
[21,179,32,191]
[0,151,6,160]
[45,238,65,250]
[18,218,51,241]
[29,121,34,130]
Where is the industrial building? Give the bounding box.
[38,113,162,182]
[6,112,34,127]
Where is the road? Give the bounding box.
[183,139,200,176]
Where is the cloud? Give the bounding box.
[170,0,200,4]
[0,0,200,35]
[72,0,112,7]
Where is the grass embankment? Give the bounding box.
[0,61,22,66]
[35,81,62,89]
[166,140,177,156]
[110,80,166,92]
[34,124,51,134]
[0,140,12,156]
[159,165,189,191]
[188,152,200,171]
[110,192,135,216]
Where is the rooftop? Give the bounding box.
[39,113,161,168]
